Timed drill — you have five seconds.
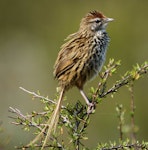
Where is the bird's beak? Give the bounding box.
[105,18,114,23]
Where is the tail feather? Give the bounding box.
[28,87,65,149]
[41,88,64,149]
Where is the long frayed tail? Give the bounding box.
[28,87,65,149]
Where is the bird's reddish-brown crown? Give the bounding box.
[86,11,106,20]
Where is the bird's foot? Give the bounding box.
[87,101,96,114]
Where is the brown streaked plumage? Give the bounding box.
[54,11,113,92]
[29,11,113,149]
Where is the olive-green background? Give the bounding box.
[0,1,148,149]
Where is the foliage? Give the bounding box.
[9,59,148,149]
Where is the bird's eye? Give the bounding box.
[95,19,100,23]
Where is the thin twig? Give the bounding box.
[9,106,65,149]
[101,143,148,150]
[19,87,56,104]
[129,83,136,143]
[9,106,70,128]
[116,104,124,141]
[100,63,148,98]
[19,87,66,109]
[96,60,120,98]
[15,143,65,149]
[9,107,44,131]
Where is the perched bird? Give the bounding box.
[30,11,113,149]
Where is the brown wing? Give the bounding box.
[54,59,75,78]
[54,38,79,79]
[54,32,89,80]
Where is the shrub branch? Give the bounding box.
[9,60,148,149]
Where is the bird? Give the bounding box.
[29,10,113,149]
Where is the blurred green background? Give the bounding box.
[0,0,148,149]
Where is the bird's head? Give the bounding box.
[80,11,113,33]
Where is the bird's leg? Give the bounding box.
[79,89,95,114]
[79,89,90,105]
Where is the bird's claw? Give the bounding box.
[87,102,96,114]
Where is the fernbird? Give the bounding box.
[30,11,113,149]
